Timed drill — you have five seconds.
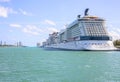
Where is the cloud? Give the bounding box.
[9,24,21,28]
[44,20,56,26]
[0,6,9,18]
[108,31,120,40]
[0,0,10,2]
[0,6,32,18]
[19,8,32,16]
[22,25,43,36]
[47,27,58,33]
[0,6,17,18]
[108,27,120,40]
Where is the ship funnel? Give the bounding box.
[84,8,89,16]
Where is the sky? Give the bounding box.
[0,0,120,46]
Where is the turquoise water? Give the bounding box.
[0,47,120,82]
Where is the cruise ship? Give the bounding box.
[42,9,116,50]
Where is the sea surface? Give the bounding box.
[0,47,120,82]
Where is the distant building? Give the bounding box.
[37,43,41,47]
[0,41,2,46]
[4,41,6,46]
[17,41,22,47]
[19,42,22,46]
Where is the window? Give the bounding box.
[80,36,111,40]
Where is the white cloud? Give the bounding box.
[0,6,33,18]
[19,8,32,16]
[108,31,120,40]
[46,27,58,34]
[22,25,43,36]
[0,6,9,18]
[108,27,120,40]
[0,0,10,2]
[44,20,56,26]
[9,24,21,28]
[0,6,17,18]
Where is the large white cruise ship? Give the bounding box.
[43,9,116,50]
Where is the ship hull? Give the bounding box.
[45,40,117,51]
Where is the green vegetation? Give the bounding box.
[113,40,120,48]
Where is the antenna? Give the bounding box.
[77,15,81,18]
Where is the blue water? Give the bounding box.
[0,47,120,82]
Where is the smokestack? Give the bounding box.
[84,8,89,16]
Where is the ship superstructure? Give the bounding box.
[43,9,116,50]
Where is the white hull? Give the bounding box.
[45,41,117,51]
